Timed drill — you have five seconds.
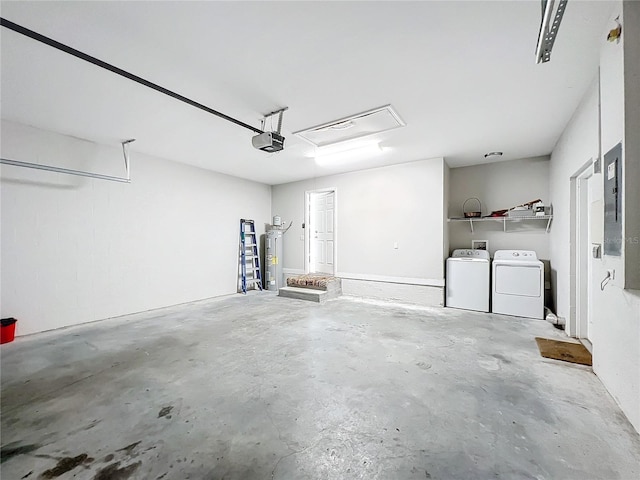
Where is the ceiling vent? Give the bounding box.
[294,105,405,147]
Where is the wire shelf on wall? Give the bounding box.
[448,215,553,233]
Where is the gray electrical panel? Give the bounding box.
[604,142,622,256]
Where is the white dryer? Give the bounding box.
[446,249,490,313]
[492,250,544,319]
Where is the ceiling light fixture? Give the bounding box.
[315,143,384,166]
[295,105,405,148]
[535,0,569,64]
[484,152,503,158]
[329,121,355,131]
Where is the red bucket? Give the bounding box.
[1,318,17,344]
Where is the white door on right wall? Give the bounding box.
[577,174,593,342]
[310,191,335,275]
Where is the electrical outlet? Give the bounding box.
[393,242,398,249]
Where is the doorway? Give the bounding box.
[305,188,337,275]
[569,161,594,347]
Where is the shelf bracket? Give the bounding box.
[0,139,136,183]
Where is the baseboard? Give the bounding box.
[337,271,445,288]
[282,270,445,306]
[341,278,444,307]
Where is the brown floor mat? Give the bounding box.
[535,337,592,366]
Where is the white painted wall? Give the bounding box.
[448,157,551,258]
[271,158,447,304]
[549,78,601,321]
[592,2,640,434]
[549,2,640,433]
[623,0,640,291]
[1,120,271,336]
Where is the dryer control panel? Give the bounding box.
[493,250,538,260]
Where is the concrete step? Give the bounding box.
[323,278,342,294]
[279,286,328,303]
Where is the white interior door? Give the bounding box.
[569,160,598,341]
[310,191,335,275]
[577,171,593,342]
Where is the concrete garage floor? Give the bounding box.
[2,294,639,480]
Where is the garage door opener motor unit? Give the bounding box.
[252,108,288,153]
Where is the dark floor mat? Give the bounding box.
[535,337,592,366]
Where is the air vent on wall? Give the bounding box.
[294,105,405,147]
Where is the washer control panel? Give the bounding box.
[451,249,490,259]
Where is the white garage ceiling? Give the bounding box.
[0,1,613,185]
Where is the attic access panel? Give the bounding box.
[294,105,405,147]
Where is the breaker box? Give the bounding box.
[603,142,622,256]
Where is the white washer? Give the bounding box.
[492,250,544,319]
[446,249,490,312]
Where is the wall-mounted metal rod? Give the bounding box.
[0,139,135,184]
[0,17,264,135]
[0,158,131,183]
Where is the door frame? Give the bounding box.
[569,160,593,340]
[305,187,338,275]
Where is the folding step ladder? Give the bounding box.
[239,219,263,293]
